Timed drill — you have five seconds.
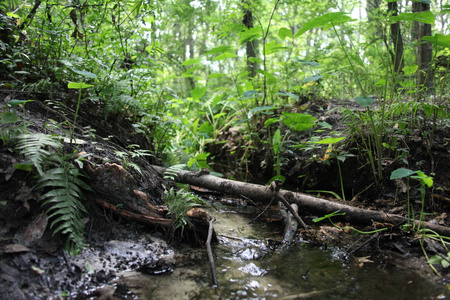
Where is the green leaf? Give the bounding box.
[391,11,435,24]
[273,129,282,155]
[182,58,201,65]
[354,96,375,107]
[303,75,323,82]
[390,168,417,180]
[9,99,34,107]
[71,68,97,79]
[240,27,262,44]
[315,137,346,144]
[278,27,292,40]
[264,118,279,126]
[265,41,289,55]
[191,86,207,100]
[213,52,238,61]
[422,34,450,47]
[413,171,433,188]
[276,92,299,101]
[13,162,33,171]
[0,112,19,124]
[295,12,353,37]
[249,105,277,114]
[281,112,317,131]
[403,65,418,75]
[428,255,442,265]
[205,46,234,55]
[68,82,94,89]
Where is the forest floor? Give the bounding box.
[1,92,450,298]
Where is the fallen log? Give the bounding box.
[152,165,450,237]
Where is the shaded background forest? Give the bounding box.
[1,0,450,207]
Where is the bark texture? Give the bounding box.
[153,166,450,237]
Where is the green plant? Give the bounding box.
[313,210,387,234]
[16,133,90,254]
[390,168,434,231]
[162,187,207,229]
[67,79,95,145]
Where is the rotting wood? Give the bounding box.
[91,197,172,227]
[152,165,450,237]
[281,203,299,245]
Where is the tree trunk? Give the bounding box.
[242,0,259,78]
[412,2,433,94]
[152,166,450,237]
[388,1,405,74]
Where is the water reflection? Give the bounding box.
[137,203,450,300]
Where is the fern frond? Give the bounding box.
[164,163,187,180]
[16,133,61,176]
[38,161,90,254]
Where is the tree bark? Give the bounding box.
[242,0,259,78]
[388,1,405,74]
[152,166,450,237]
[412,2,433,93]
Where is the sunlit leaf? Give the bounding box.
[239,27,262,44]
[205,46,234,55]
[413,171,433,188]
[281,112,316,131]
[182,58,201,65]
[402,65,418,75]
[67,82,94,89]
[276,92,299,101]
[213,52,238,61]
[295,12,353,37]
[265,41,289,55]
[278,27,292,40]
[315,137,346,144]
[273,129,282,154]
[391,11,435,24]
[422,34,450,47]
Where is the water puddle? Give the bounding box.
[122,203,450,299]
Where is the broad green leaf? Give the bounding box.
[264,118,279,126]
[239,27,262,44]
[390,168,416,180]
[296,60,320,66]
[182,58,201,65]
[0,112,19,124]
[276,92,299,101]
[241,90,259,99]
[315,137,346,144]
[9,99,34,106]
[13,162,33,171]
[67,82,94,89]
[413,171,433,188]
[402,65,418,75]
[354,96,375,107]
[295,12,353,37]
[422,34,450,47]
[428,255,442,265]
[303,75,323,82]
[273,129,281,154]
[391,11,435,24]
[71,68,97,79]
[278,27,292,40]
[205,46,234,55]
[208,73,225,79]
[213,52,238,61]
[281,112,317,131]
[375,79,387,87]
[249,105,277,114]
[191,86,207,100]
[265,40,289,55]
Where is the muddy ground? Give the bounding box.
[1,91,450,299]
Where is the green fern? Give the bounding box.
[38,161,91,254]
[16,133,61,176]
[15,133,90,254]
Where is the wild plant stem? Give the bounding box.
[70,89,82,145]
[337,159,345,201]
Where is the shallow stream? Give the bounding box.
[124,203,450,300]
